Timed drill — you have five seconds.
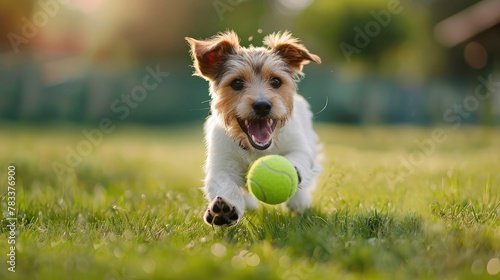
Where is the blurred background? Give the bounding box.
[0,0,499,125]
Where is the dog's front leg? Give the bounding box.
[203,176,245,227]
[284,151,320,213]
[203,170,245,226]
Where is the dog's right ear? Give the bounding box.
[185,31,240,81]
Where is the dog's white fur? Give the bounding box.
[186,31,322,225]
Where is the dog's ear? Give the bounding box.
[264,31,321,75]
[185,31,240,81]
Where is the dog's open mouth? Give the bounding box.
[237,118,277,150]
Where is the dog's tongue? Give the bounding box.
[248,119,272,145]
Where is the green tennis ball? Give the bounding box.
[246,155,298,205]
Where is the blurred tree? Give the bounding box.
[429,0,492,78]
[0,0,34,52]
[293,0,439,82]
[214,0,266,38]
[296,1,411,67]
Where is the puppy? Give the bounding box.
[185,31,322,226]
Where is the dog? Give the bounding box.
[185,31,322,226]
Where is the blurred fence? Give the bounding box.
[0,53,498,125]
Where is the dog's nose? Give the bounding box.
[252,100,272,116]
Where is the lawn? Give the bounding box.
[0,122,499,279]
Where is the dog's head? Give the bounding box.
[186,31,320,150]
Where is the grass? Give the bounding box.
[0,122,499,279]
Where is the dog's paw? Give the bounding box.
[204,196,239,226]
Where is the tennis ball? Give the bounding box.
[246,155,298,204]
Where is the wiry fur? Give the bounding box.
[186,31,322,226]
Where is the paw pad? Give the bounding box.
[204,196,239,226]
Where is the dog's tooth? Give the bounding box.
[245,120,249,127]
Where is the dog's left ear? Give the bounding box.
[185,31,240,81]
[264,31,321,75]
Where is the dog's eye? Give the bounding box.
[230,79,244,91]
[270,77,282,89]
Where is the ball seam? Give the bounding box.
[249,179,267,202]
[260,161,295,183]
